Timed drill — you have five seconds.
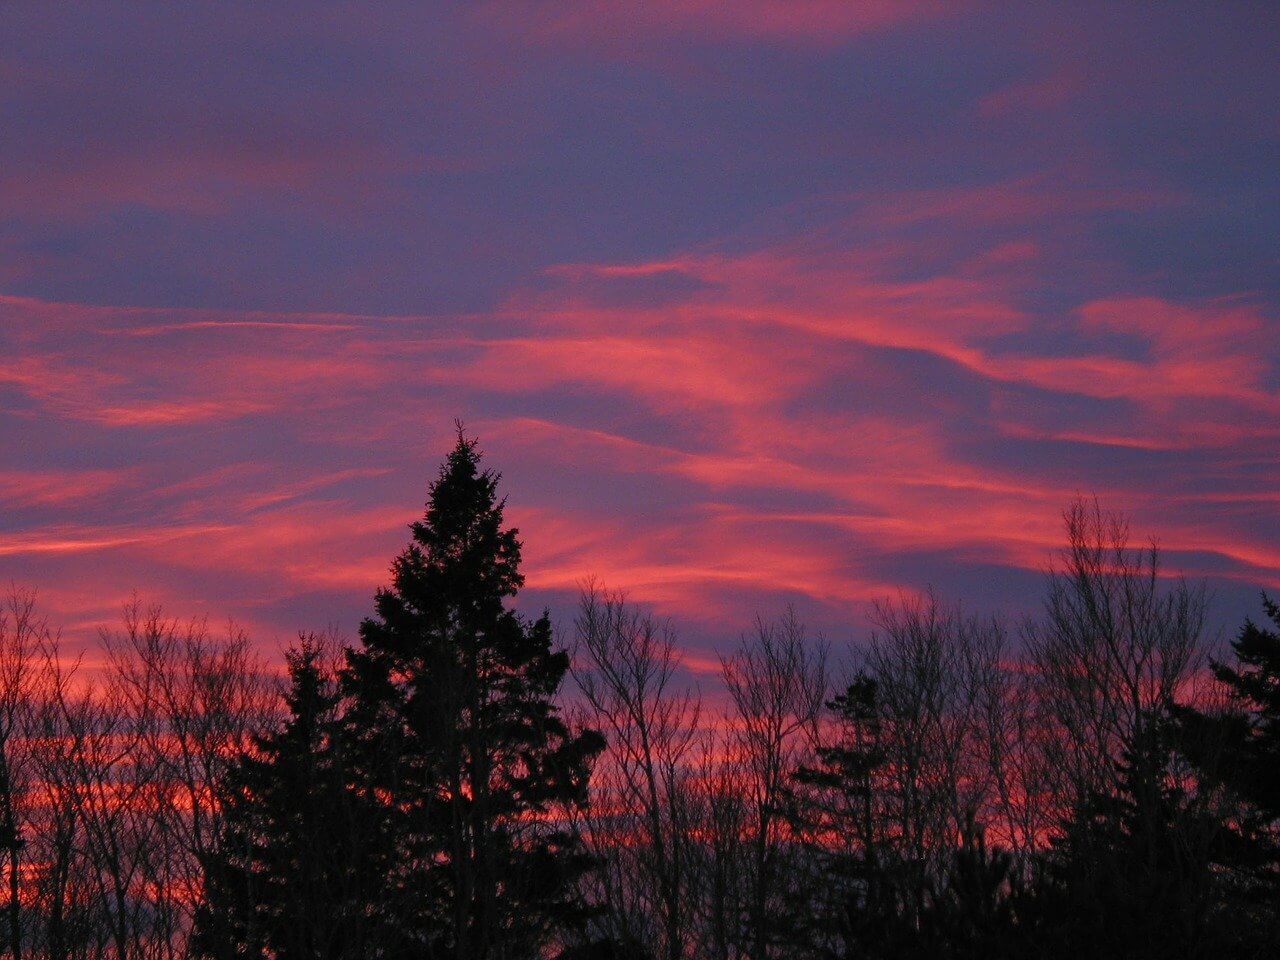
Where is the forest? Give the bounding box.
[0,433,1276,960]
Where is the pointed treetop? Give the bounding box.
[401,426,523,599]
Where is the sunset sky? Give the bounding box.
[3,3,1278,662]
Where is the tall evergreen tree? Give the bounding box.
[1174,596,1280,954]
[1033,713,1221,960]
[783,677,1028,960]
[780,675,905,959]
[341,430,604,960]
[917,824,1027,960]
[193,640,378,960]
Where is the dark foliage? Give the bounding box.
[1032,714,1223,960]
[783,678,1030,960]
[339,429,604,959]
[1174,596,1280,956]
[914,825,1029,960]
[195,431,604,960]
[780,676,899,959]
[192,640,379,959]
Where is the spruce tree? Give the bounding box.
[918,825,1026,960]
[781,675,905,959]
[193,640,378,960]
[784,678,1029,960]
[1035,714,1221,960]
[340,430,604,960]
[1174,596,1280,953]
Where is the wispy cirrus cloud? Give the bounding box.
[1,3,1276,652]
[6,193,1275,646]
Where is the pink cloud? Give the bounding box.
[0,468,135,508]
[4,180,1277,648]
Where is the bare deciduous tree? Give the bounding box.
[572,582,703,960]
[863,591,1011,918]
[102,598,271,949]
[2,591,275,960]
[1025,498,1207,821]
[0,589,44,960]
[721,607,827,960]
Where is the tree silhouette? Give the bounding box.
[1174,596,1280,955]
[1034,713,1221,960]
[341,429,604,959]
[18,479,1280,960]
[780,675,904,959]
[917,824,1026,960]
[193,639,377,960]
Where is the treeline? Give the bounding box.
[1,433,1278,960]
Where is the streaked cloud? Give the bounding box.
[1,3,1276,652]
